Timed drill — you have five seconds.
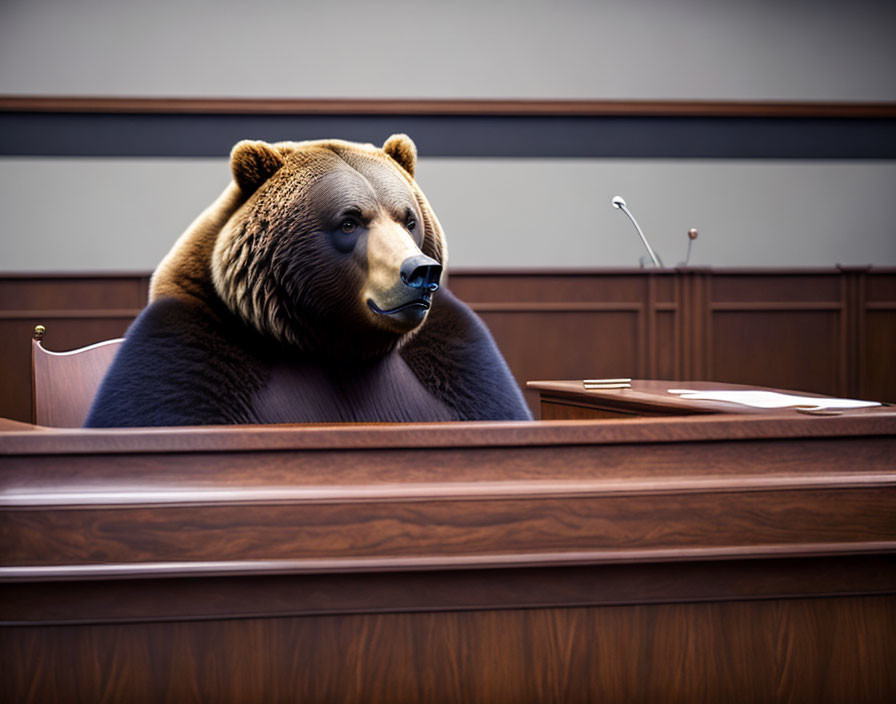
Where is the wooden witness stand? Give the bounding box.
[2,413,896,702]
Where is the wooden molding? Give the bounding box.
[2,96,896,118]
[3,413,896,454]
[1,555,892,628]
[0,309,143,320]
[5,542,896,584]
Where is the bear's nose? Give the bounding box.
[400,254,442,292]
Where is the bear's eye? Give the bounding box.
[340,219,358,235]
[406,217,417,232]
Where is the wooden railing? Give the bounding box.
[4,96,896,117]
[2,415,895,701]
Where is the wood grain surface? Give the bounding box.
[1,417,895,701]
[3,554,893,625]
[3,597,894,703]
[3,485,895,570]
[530,379,894,420]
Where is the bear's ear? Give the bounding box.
[383,133,417,178]
[230,140,285,194]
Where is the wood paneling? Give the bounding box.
[455,269,896,415]
[862,273,896,404]
[706,272,847,396]
[2,417,895,702]
[3,416,895,576]
[710,310,842,395]
[5,556,894,626]
[866,311,896,403]
[6,484,895,567]
[1,269,893,423]
[0,275,148,423]
[4,596,895,703]
[451,272,680,414]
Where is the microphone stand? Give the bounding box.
[612,196,663,268]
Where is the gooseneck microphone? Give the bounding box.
[611,196,663,268]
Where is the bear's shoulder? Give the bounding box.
[84,297,269,427]
[400,289,532,421]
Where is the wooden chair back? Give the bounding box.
[31,326,123,427]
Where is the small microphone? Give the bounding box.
[679,228,699,266]
[611,195,663,268]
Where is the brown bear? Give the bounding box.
[85,134,532,426]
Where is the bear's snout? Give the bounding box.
[400,255,441,293]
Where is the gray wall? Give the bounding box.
[2,157,895,271]
[1,0,895,272]
[3,0,895,101]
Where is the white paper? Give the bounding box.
[667,389,880,411]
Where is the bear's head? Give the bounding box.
[150,134,447,360]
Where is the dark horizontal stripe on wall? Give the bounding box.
[1,98,895,159]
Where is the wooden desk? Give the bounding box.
[529,379,891,420]
[2,416,895,702]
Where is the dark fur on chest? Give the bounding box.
[253,356,454,423]
[85,289,532,427]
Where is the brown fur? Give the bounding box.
[88,135,534,426]
[383,133,418,178]
[149,182,247,308]
[230,140,285,193]
[149,135,448,359]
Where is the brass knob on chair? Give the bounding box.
[33,324,46,341]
